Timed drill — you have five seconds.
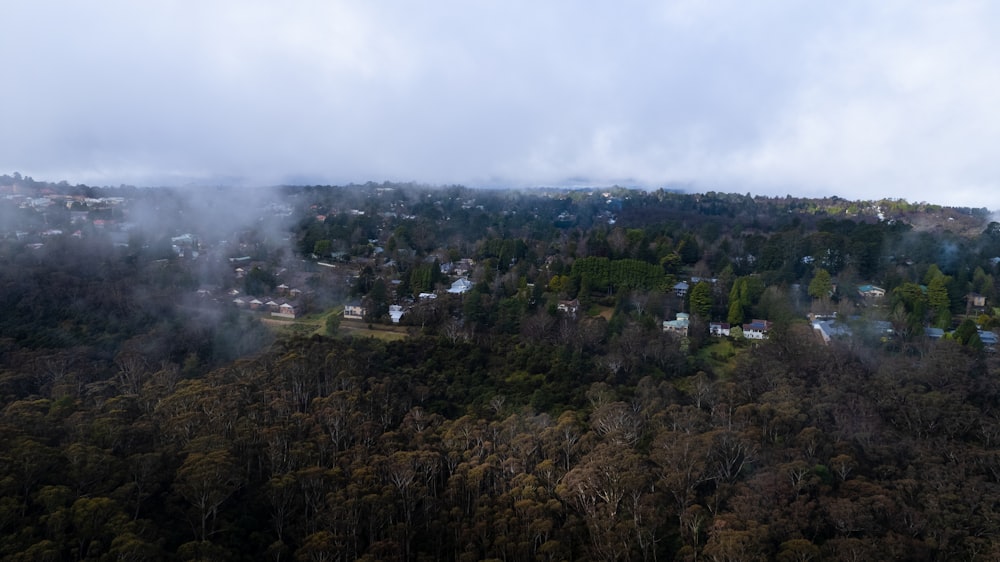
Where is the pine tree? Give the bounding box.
[808,268,833,300]
[690,281,712,319]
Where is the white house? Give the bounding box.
[709,322,731,337]
[813,319,851,344]
[448,278,474,294]
[743,319,772,340]
[272,303,296,319]
[557,299,580,317]
[344,301,365,320]
[389,305,404,324]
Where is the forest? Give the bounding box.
[3,176,1000,560]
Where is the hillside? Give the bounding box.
[2,179,1000,560]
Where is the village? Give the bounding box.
[4,176,1000,356]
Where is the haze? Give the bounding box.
[3,1,999,210]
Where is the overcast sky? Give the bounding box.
[3,1,999,209]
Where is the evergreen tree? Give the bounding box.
[927,274,951,327]
[808,268,833,300]
[690,281,712,319]
[727,297,745,325]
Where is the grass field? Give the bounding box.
[338,322,410,341]
[694,338,742,378]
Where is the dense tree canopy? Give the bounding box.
[3,178,1000,560]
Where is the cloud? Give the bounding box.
[719,2,1000,207]
[1,1,998,209]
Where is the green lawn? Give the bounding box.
[694,338,742,378]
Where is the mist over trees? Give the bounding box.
[3,175,1000,559]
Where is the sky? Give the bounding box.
[3,1,999,210]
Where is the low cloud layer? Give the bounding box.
[3,1,999,209]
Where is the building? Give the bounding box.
[857,284,886,298]
[272,303,296,319]
[709,322,731,337]
[980,330,999,350]
[743,319,773,340]
[813,318,851,344]
[924,327,945,339]
[448,278,474,294]
[663,313,690,336]
[967,293,988,315]
[673,281,690,297]
[389,304,405,324]
[344,301,365,320]
[557,299,580,317]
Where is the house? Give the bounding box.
[389,305,404,324]
[344,301,365,320]
[980,330,999,350]
[709,322,731,337]
[924,327,945,339]
[813,319,851,344]
[171,233,196,246]
[418,292,437,300]
[872,321,894,335]
[249,298,263,310]
[266,300,280,313]
[673,281,690,297]
[454,258,475,276]
[272,303,296,319]
[663,313,690,336]
[743,319,773,340]
[967,293,987,311]
[448,278,474,294]
[857,284,886,298]
[557,299,580,317]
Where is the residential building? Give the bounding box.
[857,284,886,298]
[673,281,689,297]
[709,322,731,337]
[743,319,773,340]
[344,301,365,320]
[557,299,580,317]
[663,313,690,336]
[448,278,474,294]
[924,327,945,339]
[389,305,404,324]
